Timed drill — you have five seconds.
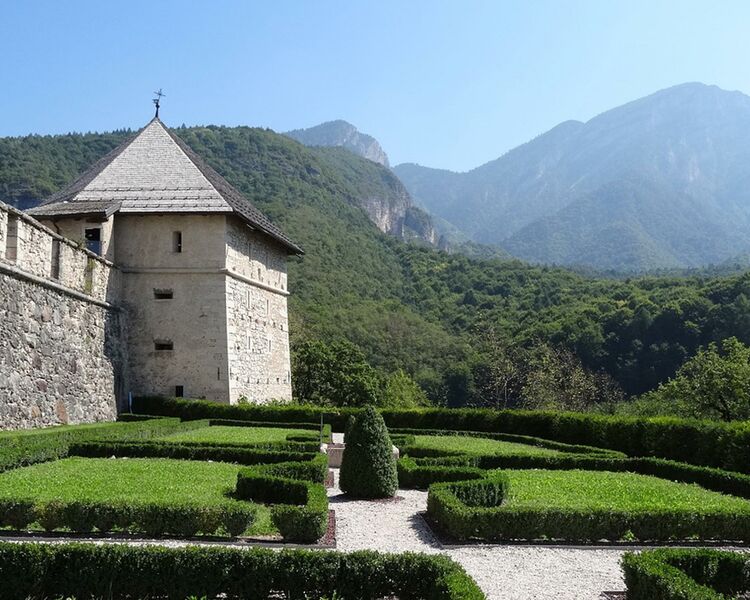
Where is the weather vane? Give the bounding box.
[153,88,166,118]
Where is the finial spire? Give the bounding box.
[152,88,166,118]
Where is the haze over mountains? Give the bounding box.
[394,83,750,271]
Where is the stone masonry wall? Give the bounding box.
[225,217,292,403]
[0,201,124,430]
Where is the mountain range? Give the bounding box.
[394,83,750,271]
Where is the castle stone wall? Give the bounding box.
[0,202,125,430]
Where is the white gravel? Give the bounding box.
[329,469,626,600]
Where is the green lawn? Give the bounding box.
[0,457,274,535]
[503,469,750,512]
[159,425,313,445]
[413,435,562,457]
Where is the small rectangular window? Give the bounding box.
[175,385,184,398]
[153,289,174,300]
[172,231,182,253]
[154,340,174,351]
[85,227,102,256]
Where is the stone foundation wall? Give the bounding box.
[0,202,124,430]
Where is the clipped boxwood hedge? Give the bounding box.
[399,450,750,500]
[69,440,321,465]
[622,549,749,599]
[235,454,329,542]
[0,498,254,538]
[390,427,623,457]
[0,542,485,600]
[427,471,750,543]
[132,396,750,473]
[0,418,208,473]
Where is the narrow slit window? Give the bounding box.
[6,214,19,262]
[50,239,61,279]
[175,385,184,398]
[172,231,182,253]
[153,289,174,300]
[154,340,174,351]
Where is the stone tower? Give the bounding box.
[27,117,303,405]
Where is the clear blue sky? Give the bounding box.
[2,0,749,171]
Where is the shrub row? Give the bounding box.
[208,418,333,441]
[0,542,485,600]
[622,549,749,599]
[390,427,623,457]
[427,473,750,543]
[149,437,323,452]
[235,454,330,543]
[133,397,750,473]
[0,499,254,538]
[398,456,486,489]
[70,440,320,466]
[0,418,208,473]
[398,451,750,499]
[133,396,355,430]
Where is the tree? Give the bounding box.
[521,343,624,411]
[382,370,430,408]
[339,406,398,498]
[638,337,750,421]
[474,326,526,409]
[292,340,381,407]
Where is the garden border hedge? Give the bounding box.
[0,497,255,538]
[235,454,329,542]
[0,418,209,473]
[622,549,749,599]
[132,396,750,473]
[0,542,485,600]
[389,427,623,457]
[69,440,321,466]
[426,471,750,543]
[398,452,750,499]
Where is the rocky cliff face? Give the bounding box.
[312,144,437,246]
[284,120,390,167]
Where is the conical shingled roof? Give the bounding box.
[27,118,303,255]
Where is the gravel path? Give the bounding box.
[329,469,626,600]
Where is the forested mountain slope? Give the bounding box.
[3,123,750,402]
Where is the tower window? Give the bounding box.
[175,385,184,398]
[154,340,173,351]
[172,231,182,253]
[84,227,102,256]
[154,288,174,300]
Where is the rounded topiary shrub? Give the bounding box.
[339,406,398,498]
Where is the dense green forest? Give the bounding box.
[3,124,750,409]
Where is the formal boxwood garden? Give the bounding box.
[622,548,750,599]
[0,457,261,537]
[427,469,750,543]
[0,417,332,543]
[0,542,485,600]
[133,396,750,473]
